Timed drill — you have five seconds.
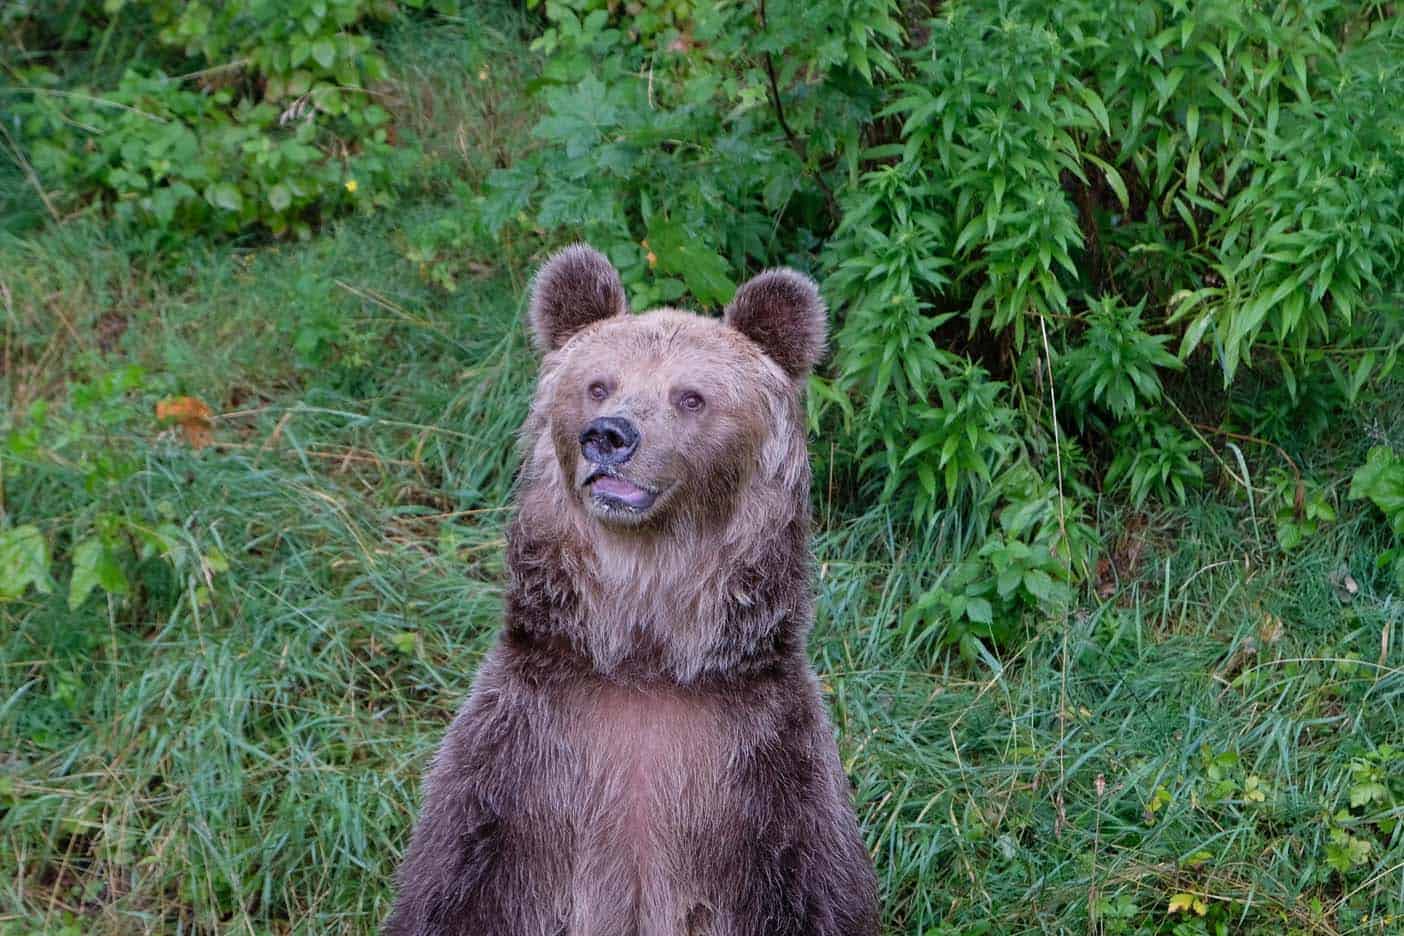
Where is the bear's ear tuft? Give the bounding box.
[723,268,827,380]
[528,244,628,352]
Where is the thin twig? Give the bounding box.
[0,87,170,123]
[1190,422,1302,489]
[168,58,251,82]
[1038,312,1073,838]
[756,0,838,214]
[1163,394,1267,494]
[0,119,59,224]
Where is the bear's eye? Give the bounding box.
[677,391,705,413]
[588,381,611,402]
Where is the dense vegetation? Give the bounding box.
[2,1,1401,933]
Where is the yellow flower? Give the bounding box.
[345,180,358,193]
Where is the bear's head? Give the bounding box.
[523,243,824,536]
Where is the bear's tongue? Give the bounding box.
[591,476,655,509]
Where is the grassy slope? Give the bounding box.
[2,9,1401,936]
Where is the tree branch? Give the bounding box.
[756,1,838,215]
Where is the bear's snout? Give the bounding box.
[580,416,640,466]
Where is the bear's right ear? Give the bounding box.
[527,244,628,353]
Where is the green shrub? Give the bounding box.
[3,0,455,238]
[483,0,902,307]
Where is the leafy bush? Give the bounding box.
[481,0,902,308]
[3,0,456,237]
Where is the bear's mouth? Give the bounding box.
[584,470,658,512]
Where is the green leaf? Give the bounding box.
[965,597,994,625]
[646,217,735,307]
[311,39,336,70]
[1077,85,1110,136]
[1350,447,1404,536]
[312,83,344,114]
[68,538,102,611]
[0,525,52,600]
[1349,782,1388,808]
[209,182,243,213]
[1085,153,1129,213]
[268,183,293,213]
[68,537,128,610]
[1022,568,1059,603]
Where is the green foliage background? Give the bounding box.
[1,1,1402,934]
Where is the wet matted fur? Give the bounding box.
[384,245,878,936]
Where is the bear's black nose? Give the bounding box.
[580,416,639,465]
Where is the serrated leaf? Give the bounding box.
[965,597,993,625]
[1077,85,1110,136]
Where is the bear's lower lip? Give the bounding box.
[589,476,657,511]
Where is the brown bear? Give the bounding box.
[384,244,878,936]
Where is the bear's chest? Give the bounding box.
[565,684,738,936]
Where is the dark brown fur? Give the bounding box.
[385,245,877,936]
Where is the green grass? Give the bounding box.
[3,10,1402,936]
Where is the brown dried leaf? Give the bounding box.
[156,396,214,450]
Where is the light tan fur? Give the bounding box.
[517,309,809,684]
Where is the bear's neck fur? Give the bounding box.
[505,389,815,687]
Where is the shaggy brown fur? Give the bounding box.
[384,245,878,936]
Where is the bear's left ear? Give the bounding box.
[723,269,827,381]
[528,244,629,353]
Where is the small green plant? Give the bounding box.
[1,365,203,614]
[1349,446,1404,587]
[1060,296,1182,424]
[1325,812,1375,876]
[1267,470,1336,552]
[902,529,1069,664]
[899,360,1017,522]
[1106,417,1204,508]
[1344,744,1402,839]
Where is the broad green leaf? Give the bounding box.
[209,182,243,213]
[268,184,292,213]
[70,536,128,610]
[1022,568,1059,603]
[0,525,52,600]
[312,38,336,69]
[965,597,993,625]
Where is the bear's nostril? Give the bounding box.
[580,416,640,466]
